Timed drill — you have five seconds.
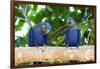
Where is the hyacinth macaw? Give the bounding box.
[28,22,51,47]
[65,16,81,47]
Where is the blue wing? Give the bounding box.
[28,27,35,47]
[43,34,48,45]
[77,29,81,47]
[65,29,69,46]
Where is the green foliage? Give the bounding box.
[15,3,95,47]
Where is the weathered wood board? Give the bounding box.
[15,46,95,65]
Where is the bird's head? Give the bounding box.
[39,22,51,34]
[66,16,77,28]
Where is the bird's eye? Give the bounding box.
[41,26,46,29]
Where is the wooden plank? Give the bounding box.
[15,46,95,65]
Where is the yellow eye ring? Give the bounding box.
[41,26,46,29]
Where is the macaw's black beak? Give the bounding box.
[68,22,74,27]
[41,27,49,34]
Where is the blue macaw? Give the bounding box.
[28,22,51,47]
[65,16,81,47]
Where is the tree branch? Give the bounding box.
[19,5,32,27]
[15,46,95,66]
[15,16,25,21]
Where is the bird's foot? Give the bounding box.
[77,46,79,48]
[66,45,69,48]
[43,44,47,46]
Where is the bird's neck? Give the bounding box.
[69,25,78,30]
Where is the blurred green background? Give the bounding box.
[14,3,95,47]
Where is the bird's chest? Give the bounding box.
[34,29,44,41]
[69,29,78,41]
